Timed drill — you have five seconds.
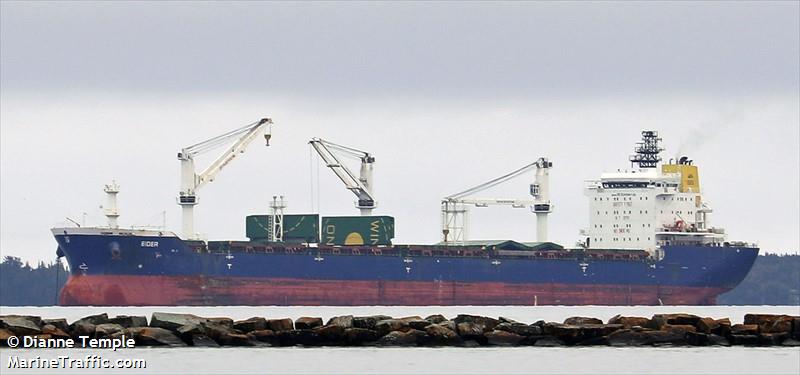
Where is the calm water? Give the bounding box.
[2,305,799,375]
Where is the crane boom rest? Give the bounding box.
[441,157,553,244]
[177,118,273,239]
[309,138,376,216]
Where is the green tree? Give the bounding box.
[0,256,68,306]
[718,253,800,305]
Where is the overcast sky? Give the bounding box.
[2,2,798,263]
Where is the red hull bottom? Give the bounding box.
[59,275,726,306]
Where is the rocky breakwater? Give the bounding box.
[1,313,799,348]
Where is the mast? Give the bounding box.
[103,181,120,228]
[629,130,663,169]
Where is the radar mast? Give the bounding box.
[629,130,663,168]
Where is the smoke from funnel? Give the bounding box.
[674,109,743,160]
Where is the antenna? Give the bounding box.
[629,130,663,168]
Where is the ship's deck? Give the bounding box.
[200,240,653,263]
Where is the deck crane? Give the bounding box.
[441,157,553,244]
[309,138,376,216]
[177,118,273,239]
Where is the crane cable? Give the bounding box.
[312,138,370,160]
[183,120,262,155]
[447,161,541,200]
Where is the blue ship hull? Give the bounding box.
[53,229,758,306]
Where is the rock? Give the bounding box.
[353,315,392,330]
[485,330,524,346]
[453,315,499,331]
[608,315,650,329]
[782,338,800,346]
[456,322,486,340]
[607,329,686,346]
[695,318,718,334]
[295,317,323,330]
[176,323,204,337]
[707,334,730,346]
[759,332,789,346]
[150,312,206,332]
[729,334,759,346]
[534,337,566,347]
[94,323,125,338]
[542,323,580,342]
[377,329,425,346]
[233,317,268,332]
[174,321,233,343]
[41,325,71,340]
[712,318,732,336]
[425,324,462,346]
[424,314,448,324]
[73,313,109,326]
[438,320,457,332]
[661,324,696,334]
[249,329,278,345]
[376,319,410,336]
[109,315,148,328]
[650,314,701,330]
[767,317,794,334]
[685,332,709,346]
[175,324,203,344]
[128,327,187,347]
[580,324,625,341]
[219,332,258,346]
[266,318,293,332]
[278,329,322,346]
[564,317,603,325]
[326,315,354,329]
[0,315,42,335]
[199,322,233,341]
[206,317,234,328]
[744,314,794,333]
[517,334,538,346]
[43,319,70,332]
[191,334,220,347]
[313,325,345,342]
[398,316,424,322]
[495,322,542,336]
[70,322,96,338]
[794,317,800,339]
[499,316,519,324]
[406,328,431,345]
[543,323,622,344]
[461,340,481,347]
[575,336,610,346]
[731,324,759,335]
[408,320,432,331]
[343,328,381,345]
[1,328,14,346]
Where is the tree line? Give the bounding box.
[0,256,68,306]
[1,254,798,306]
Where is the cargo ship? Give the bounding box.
[52,122,758,306]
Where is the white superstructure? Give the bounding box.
[581,131,724,252]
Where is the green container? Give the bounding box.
[246,214,320,243]
[320,216,395,246]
